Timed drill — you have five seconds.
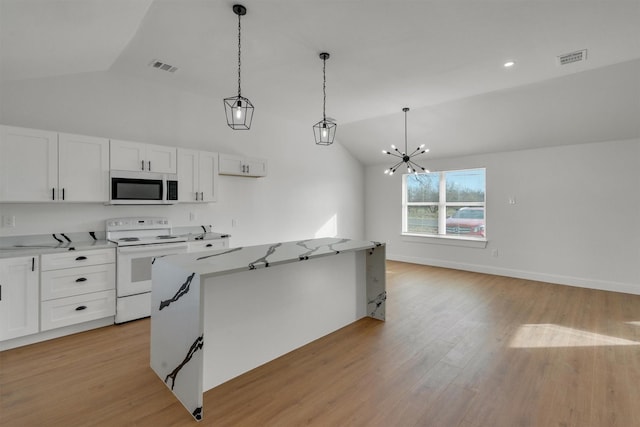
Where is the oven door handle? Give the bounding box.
[117,243,188,254]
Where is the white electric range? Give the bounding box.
[106,217,188,323]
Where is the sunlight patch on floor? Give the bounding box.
[509,324,639,348]
[627,321,640,326]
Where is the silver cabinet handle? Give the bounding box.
[148,161,151,171]
[52,188,55,200]
[141,160,145,170]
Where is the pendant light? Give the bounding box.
[223,4,254,130]
[313,52,337,145]
[383,107,429,175]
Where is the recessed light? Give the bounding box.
[504,60,516,68]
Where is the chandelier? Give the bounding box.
[383,107,429,175]
[223,4,254,130]
[313,52,337,145]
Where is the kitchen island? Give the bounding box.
[150,237,386,421]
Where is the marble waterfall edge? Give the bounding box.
[151,237,385,421]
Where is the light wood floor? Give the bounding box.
[2,261,640,426]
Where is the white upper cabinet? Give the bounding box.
[0,125,57,202]
[0,125,108,202]
[110,139,177,174]
[58,133,109,202]
[218,153,267,177]
[177,149,218,202]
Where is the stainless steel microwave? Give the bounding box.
[109,170,178,205]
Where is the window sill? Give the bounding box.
[401,233,488,249]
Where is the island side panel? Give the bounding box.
[201,251,364,391]
[366,244,386,320]
[151,259,204,421]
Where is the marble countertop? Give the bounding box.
[154,237,382,278]
[0,228,230,259]
[0,239,115,259]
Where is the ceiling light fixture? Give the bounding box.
[504,60,516,68]
[383,107,429,175]
[313,52,336,145]
[223,4,254,130]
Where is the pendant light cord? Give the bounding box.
[237,12,242,97]
[322,57,327,121]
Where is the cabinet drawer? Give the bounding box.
[187,240,228,253]
[40,290,115,331]
[41,248,115,271]
[41,264,115,301]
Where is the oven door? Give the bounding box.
[116,242,188,297]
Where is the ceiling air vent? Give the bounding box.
[557,49,587,66]
[148,59,178,73]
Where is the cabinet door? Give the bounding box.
[177,148,199,202]
[110,139,146,172]
[244,158,267,177]
[198,151,219,202]
[218,154,244,175]
[0,125,58,202]
[58,133,109,202]
[0,257,39,341]
[146,144,177,174]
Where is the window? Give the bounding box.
[403,168,486,239]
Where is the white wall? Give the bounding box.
[366,139,640,294]
[0,71,365,245]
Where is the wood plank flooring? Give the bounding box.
[2,261,640,426]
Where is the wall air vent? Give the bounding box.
[557,49,587,66]
[148,59,178,73]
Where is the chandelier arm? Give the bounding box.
[408,159,426,171]
[390,160,404,170]
[385,152,404,159]
[407,147,424,157]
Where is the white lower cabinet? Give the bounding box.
[40,248,116,332]
[40,290,115,331]
[0,256,39,341]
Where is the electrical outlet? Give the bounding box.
[189,212,196,221]
[232,219,238,228]
[492,249,499,257]
[3,215,16,227]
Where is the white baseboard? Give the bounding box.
[387,253,640,296]
[0,317,115,351]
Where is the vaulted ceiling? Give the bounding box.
[1,0,639,164]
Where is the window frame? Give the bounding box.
[402,168,486,242]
